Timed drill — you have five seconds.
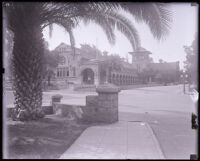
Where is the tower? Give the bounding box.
[128,47,152,72]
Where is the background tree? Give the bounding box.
[159,59,164,63]
[138,67,158,84]
[183,34,198,88]
[42,43,59,88]
[80,43,102,59]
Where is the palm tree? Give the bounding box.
[43,47,59,88]
[4,2,172,121]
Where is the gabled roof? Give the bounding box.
[149,62,179,72]
[129,47,152,55]
[136,47,149,52]
[54,42,70,50]
[53,42,81,53]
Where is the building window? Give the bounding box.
[73,67,76,77]
[56,67,70,78]
[57,68,63,78]
[60,68,62,77]
[60,48,65,52]
[64,67,69,77]
[57,69,59,77]
[60,69,62,77]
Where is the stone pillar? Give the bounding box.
[96,83,120,123]
[51,94,63,113]
[51,94,63,104]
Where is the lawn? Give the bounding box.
[6,115,94,159]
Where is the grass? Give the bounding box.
[6,115,94,159]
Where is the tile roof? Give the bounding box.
[149,62,179,71]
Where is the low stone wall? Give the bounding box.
[49,84,120,124]
[42,105,53,115]
[7,84,120,124]
[6,104,83,120]
[6,105,54,118]
[53,103,84,120]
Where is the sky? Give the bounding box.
[42,3,198,69]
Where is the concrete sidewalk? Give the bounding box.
[59,121,164,159]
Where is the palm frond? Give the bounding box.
[49,19,76,56]
[66,26,76,57]
[80,14,116,45]
[106,11,140,50]
[41,2,172,43]
[76,8,140,50]
[119,2,172,40]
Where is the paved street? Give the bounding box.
[118,85,197,159]
[4,84,198,159]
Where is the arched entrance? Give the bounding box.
[81,68,95,84]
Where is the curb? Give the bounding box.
[145,122,165,159]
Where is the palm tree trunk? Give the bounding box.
[11,4,44,121]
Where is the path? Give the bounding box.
[60,120,164,159]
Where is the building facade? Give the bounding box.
[51,43,180,90]
[129,47,180,84]
[51,43,101,89]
